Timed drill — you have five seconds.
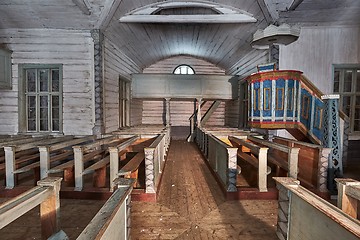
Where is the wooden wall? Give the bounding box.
[140,56,227,127]
[225,100,239,127]
[103,37,141,132]
[226,48,268,78]
[142,100,164,125]
[201,101,225,126]
[130,99,143,126]
[279,26,360,94]
[0,29,94,135]
[143,55,225,75]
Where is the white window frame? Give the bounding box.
[18,64,63,133]
[333,64,360,134]
[173,64,195,75]
[119,76,130,128]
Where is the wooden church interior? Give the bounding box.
[0,0,360,239]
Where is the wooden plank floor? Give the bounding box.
[132,140,278,239]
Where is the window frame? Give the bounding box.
[0,47,12,89]
[119,76,130,128]
[333,64,360,134]
[173,64,195,75]
[18,64,63,134]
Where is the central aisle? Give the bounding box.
[132,140,278,239]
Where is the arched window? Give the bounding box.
[173,65,195,75]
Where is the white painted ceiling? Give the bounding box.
[0,0,359,72]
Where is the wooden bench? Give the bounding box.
[77,178,133,240]
[229,136,269,192]
[144,133,171,194]
[336,178,360,219]
[0,177,64,239]
[247,136,300,179]
[274,177,360,240]
[38,135,96,179]
[3,136,74,189]
[74,136,139,191]
[273,136,331,193]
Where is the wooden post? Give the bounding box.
[288,147,299,179]
[227,148,238,192]
[144,148,155,193]
[274,177,300,240]
[93,168,106,188]
[109,146,119,192]
[39,146,50,179]
[4,146,16,189]
[165,98,171,127]
[73,146,84,191]
[196,98,202,127]
[63,167,74,186]
[258,147,269,192]
[318,148,331,192]
[336,178,360,218]
[37,177,62,240]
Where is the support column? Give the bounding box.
[165,98,171,127]
[91,29,105,136]
[38,177,62,240]
[269,43,279,69]
[196,98,202,127]
[321,94,343,193]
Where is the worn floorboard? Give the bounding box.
[131,140,278,239]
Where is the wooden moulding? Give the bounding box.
[228,136,269,192]
[0,177,62,240]
[77,178,134,240]
[336,178,360,219]
[275,177,360,239]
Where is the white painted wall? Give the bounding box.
[0,29,94,135]
[103,37,141,133]
[279,26,360,94]
[143,55,225,75]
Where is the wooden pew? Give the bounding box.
[247,136,300,179]
[229,136,269,192]
[274,177,360,240]
[336,178,360,219]
[194,127,238,193]
[74,136,138,191]
[77,178,133,240]
[4,136,74,189]
[273,136,331,193]
[144,133,170,194]
[38,136,96,179]
[0,177,64,240]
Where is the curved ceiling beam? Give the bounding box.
[119,1,257,23]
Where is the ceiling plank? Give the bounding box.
[95,0,123,29]
[119,14,257,24]
[256,0,274,24]
[72,0,91,15]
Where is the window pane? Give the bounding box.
[343,70,352,92]
[355,96,360,119]
[52,96,59,108]
[39,69,49,92]
[333,70,340,93]
[354,120,360,131]
[40,120,48,131]
[52,119,59,131]
[342,96,351,116]
[52,69,59,92]
[356,70,360,92]
[27,96,36,119]
[26,69,36,92]
[52,107,59,119]
[28,120,36,131]
[40,96,48,107]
